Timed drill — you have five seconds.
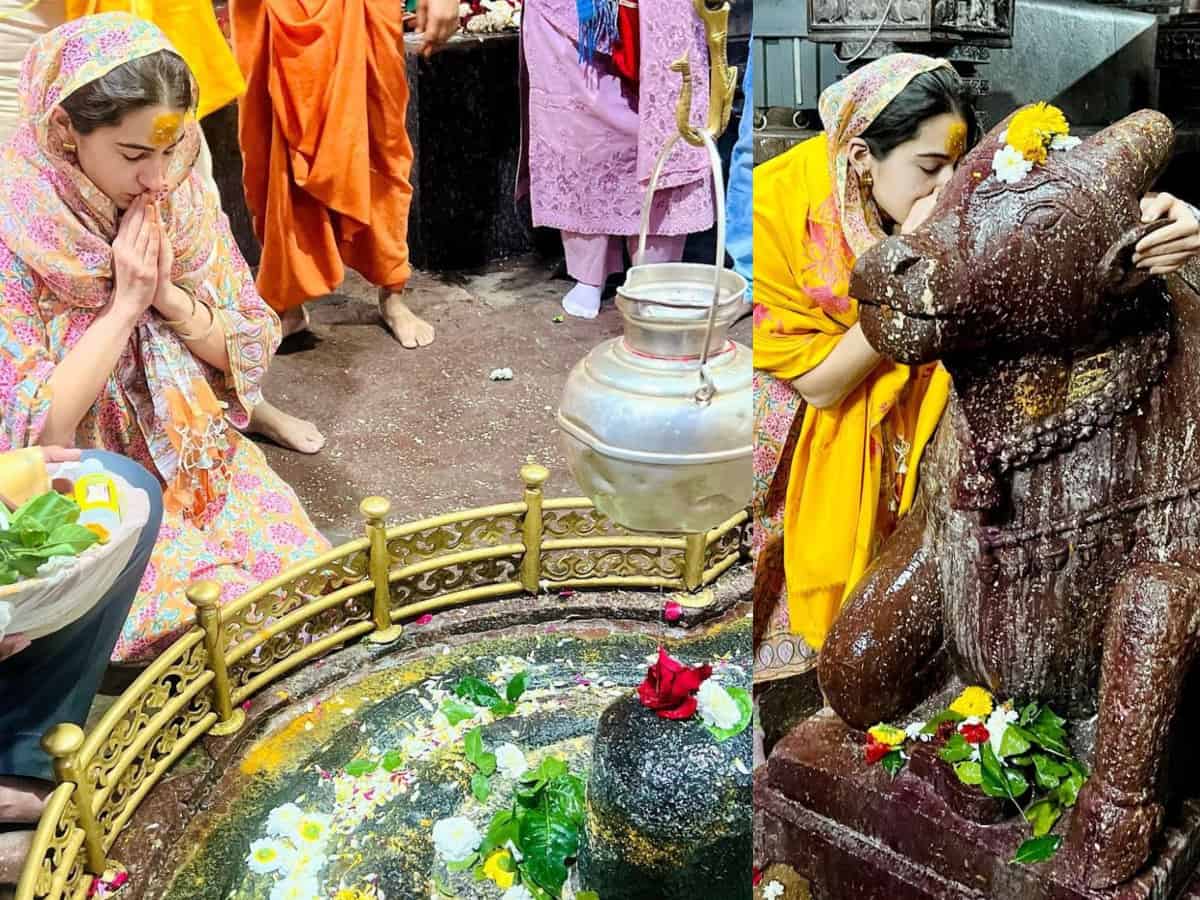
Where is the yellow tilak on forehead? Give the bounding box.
[149,112,184,148]
[947,119,967,161]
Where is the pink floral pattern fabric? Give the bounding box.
[0,14,329,663]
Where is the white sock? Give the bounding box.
[562,282,602,319]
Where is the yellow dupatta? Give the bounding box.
[752,54,954,651]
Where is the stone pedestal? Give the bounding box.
[578,693,752,900]
[755,709,1200,900]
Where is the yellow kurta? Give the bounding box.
[752,133,950,650]
[67,0,245,117]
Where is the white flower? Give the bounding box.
[495,743,527,780]
[432,816,482,863]
[501,886,535,900]
[266,803,305,837]
[247,837,296,874]
[904,721,930,742]
[294,813,333,850]
[993,145,1034,184]
[696,680,742,731]
[986,705,1019,759]
[269,875,321,900]
[763,880,786,900]
[1050,133,1081,152]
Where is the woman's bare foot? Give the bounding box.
[0,830,34,889]
[248,400,326,454]
[379,289,434,348]
[0,778,51,825]
[279,305,310,339]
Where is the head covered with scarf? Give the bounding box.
[0,14,260,521]
[751,53,955,651]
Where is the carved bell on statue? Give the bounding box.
[556,0,752,534]
[807,0,1014,47]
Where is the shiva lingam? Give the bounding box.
[556,0,750,536]
[758,108,1200,899]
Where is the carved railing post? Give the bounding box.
[41,724,107,876]
[521,463,549,593]
[188,581,246,736]
[683,532,707,592]
[362,497,403,643]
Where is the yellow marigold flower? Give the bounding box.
[867,724,907,746]
[1007,103,1069,163]
[483,850,516,889]
[949,686,994,719]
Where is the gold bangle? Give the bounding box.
[176,301,217,342]
[162,290,198,329]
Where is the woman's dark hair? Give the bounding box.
[59,50,195,135]
[860,67,981,159]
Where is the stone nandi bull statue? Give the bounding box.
[817,108,1200,890]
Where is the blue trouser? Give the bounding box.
[726,41,754,303]
[0,451,162,781]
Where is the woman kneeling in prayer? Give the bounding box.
[0,14,330,666]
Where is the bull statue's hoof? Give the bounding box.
[1063,777,1163,889]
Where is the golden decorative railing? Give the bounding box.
[15,463,749,900]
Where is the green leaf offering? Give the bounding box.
[441,699,477,726]
[506,671,528,703]
[517,805,579,896]
[454,676,503,709]
[998,725,1031,759]
[382,750,404,772]
[704,686,754,743]
[345,758,377,777]
[954,761,983,785]
[446,853,479,873]
[471,772,491,803]
[938,733,974,764]
[1031,753,1069,790]
[1024,798,1062,837]
[881,750,906,779]
[0,491,98,583]
[1012,834,1062,864]
[920,710,966,735]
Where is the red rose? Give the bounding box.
[864,733,890,765]
[636,647,712,719]
[752,868,763,886]
[663,600,682,622]
[960,723,990,744]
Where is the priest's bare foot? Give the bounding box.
[279,305,310,339]
[379,289,434,348]
[248,400,325,454]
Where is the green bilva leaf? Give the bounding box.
[1024,798,1062,838]
[442,699,477,726]
[920,710,966,735]
[506,671,528,703]
[1026,709,1070,757]
[345,758,377,777]
[1009,755,1033,767]
[1055,766,1087,808]
[954,761,983,785]
[1031,753,1069,790]
[521,757,570,788]
[704,687,754,743]
[382,750,404,772]
[480,809,519,856]
[1035,706,1067,731]
[455,676,503,708]
[881,750,906,779]
[471,772,491,803]
[464,727,485,766]
[491,701,517,718]
[1019,703,1041,727]
[545,774,587,826]
[979,742,1011,800]
[998,725,1031,759]
[446,853,479,873]
[11,491,79,534]
[472,863,487,882]
[1012,834,1062,864]
[938,732,973,764]
[477,752,497,778]
[517,806,579,896]
[44,523,98,554]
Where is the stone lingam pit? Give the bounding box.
[756,107,1200,899]
[94,584,751,900]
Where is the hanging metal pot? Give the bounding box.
[557,121,751,534]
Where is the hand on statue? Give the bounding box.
[901,191,940,235]
[415,0,459,57]
[1135,192,1200,275]
[110,194,161,325]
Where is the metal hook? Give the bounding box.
[672,0,738,148]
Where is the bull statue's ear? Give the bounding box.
[1096,220,1167,298]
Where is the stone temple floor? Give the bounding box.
[255,256,753,545]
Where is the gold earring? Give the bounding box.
[62,141,76,153]
[860,171,874,191]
